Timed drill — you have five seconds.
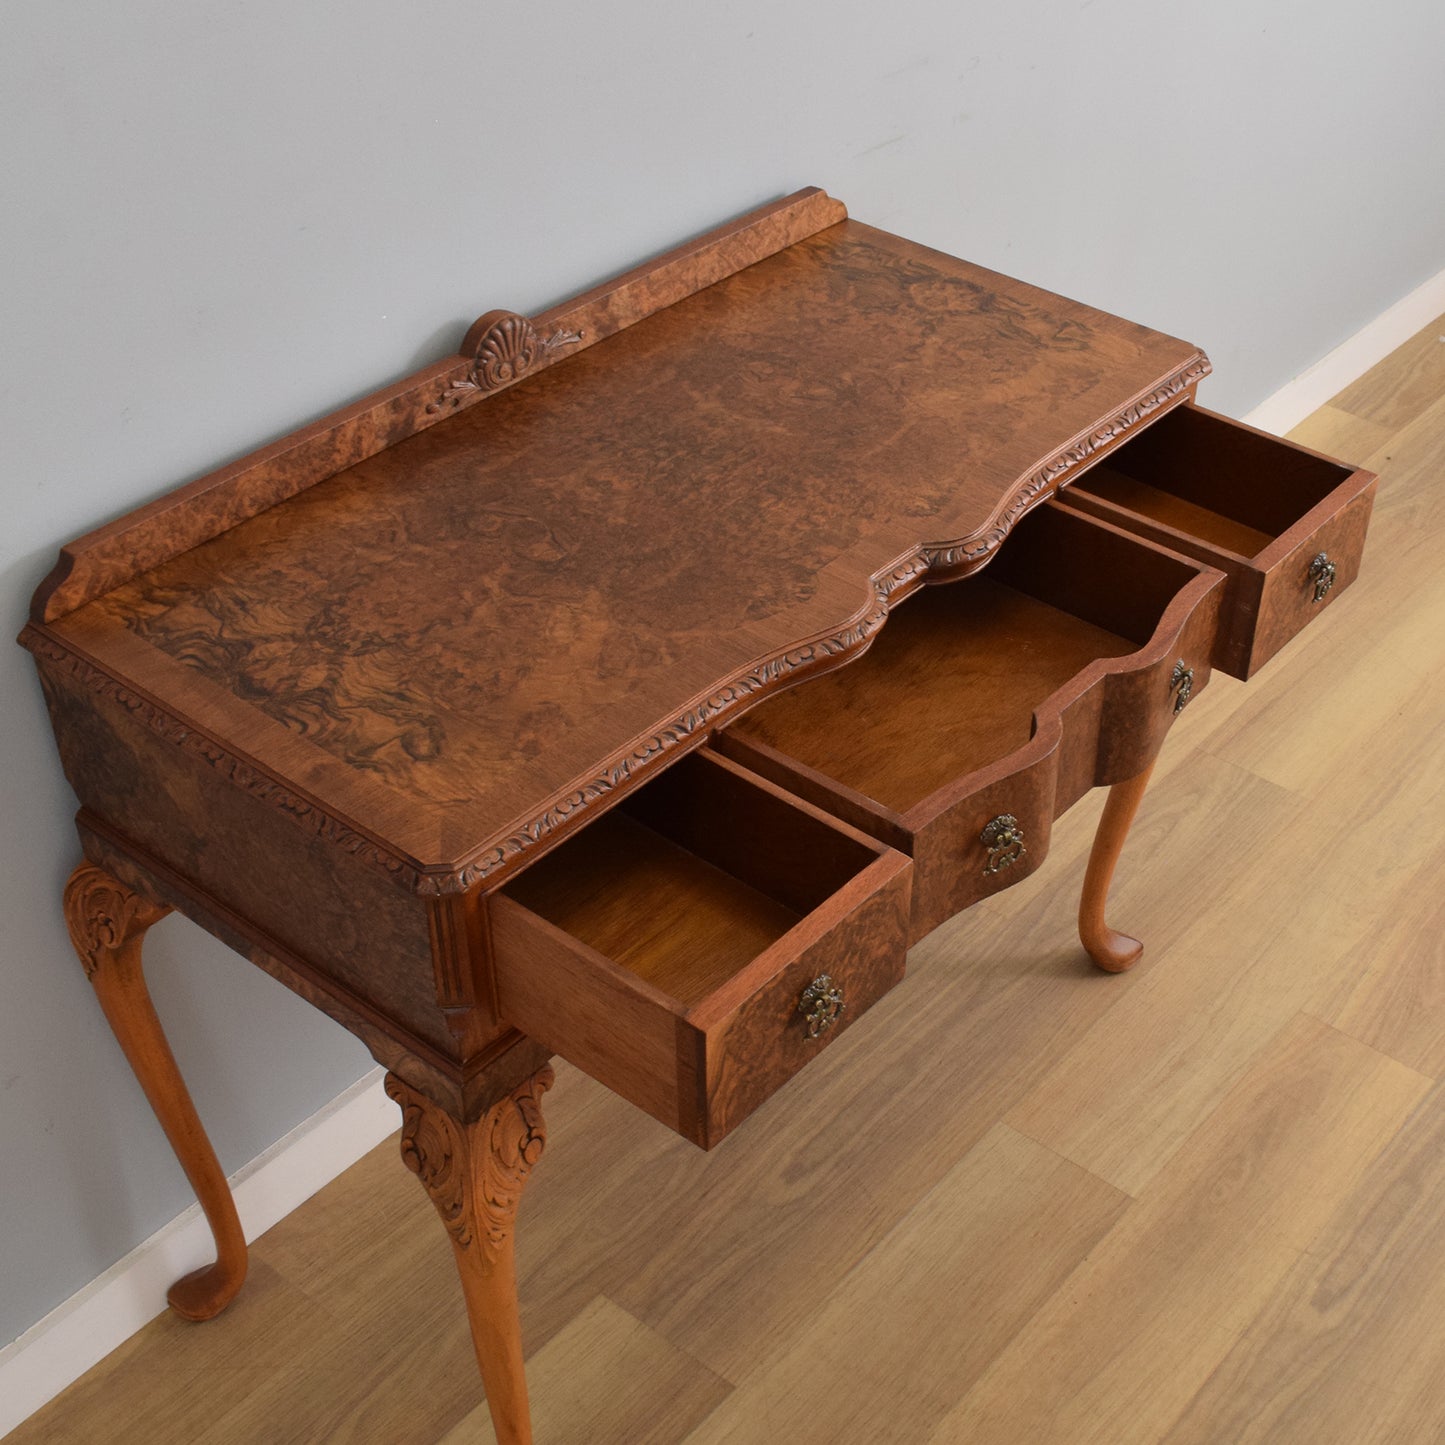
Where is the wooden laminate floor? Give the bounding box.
[12,320,1445,1444]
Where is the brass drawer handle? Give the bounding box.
[1307,551,1336,603]
[981,814,1026,875]
[799,974,845,1039]
[1169,659,1193,714]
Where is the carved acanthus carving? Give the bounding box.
[428,312,585,414]
[63,864,169,978]
[385,1066,554,1263]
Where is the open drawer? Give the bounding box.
[1054,404,1376,678]
[716,504,1225,941]
[489,749,911,1148]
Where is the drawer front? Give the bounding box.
[1243,479,1375,676]
[489,750,913,1149]
[1091,570,1224,789]
[696,860,911,1144]
[877,554,1219,942]
[906,745,1057,942]
[1056,404,1376,679]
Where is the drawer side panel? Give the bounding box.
[489,894,701,1139]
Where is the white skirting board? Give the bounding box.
[0,1067,396,1437]
[6,260,1445,1438]
[1241,263,1445,435]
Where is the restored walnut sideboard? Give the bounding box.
[20,189,1375,1443]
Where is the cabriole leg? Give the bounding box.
[1079,761,1156,973]
[385,1065,554,1445]
[63,862,248,1318]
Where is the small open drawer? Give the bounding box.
[1054,404,1376,677]
[716,504,1224,940]
[489,749,911,1148]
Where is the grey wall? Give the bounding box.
[4,0,1444,1350]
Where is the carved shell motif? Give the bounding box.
[428,311,585,413]
[472,312,542,389]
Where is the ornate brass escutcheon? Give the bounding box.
[1307,551,1336,603]
[981,814,1026,875]
[798,974,845,1039]
[1169,659,1194,714]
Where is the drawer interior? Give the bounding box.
[724,503,1197,815]
[1065,404,1356,560]
[501,749,886,1007]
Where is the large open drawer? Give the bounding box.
[489,749,912,1148]
[1054,403,1376,678]
[716,504,1225,941]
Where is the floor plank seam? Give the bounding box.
[993,1120,1142,1202]
[1297,1011,1440,1085]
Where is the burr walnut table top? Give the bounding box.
[25,192,1208,894]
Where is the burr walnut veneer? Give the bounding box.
[21,189,1375,1443]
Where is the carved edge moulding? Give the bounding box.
[18,188,1211,899]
